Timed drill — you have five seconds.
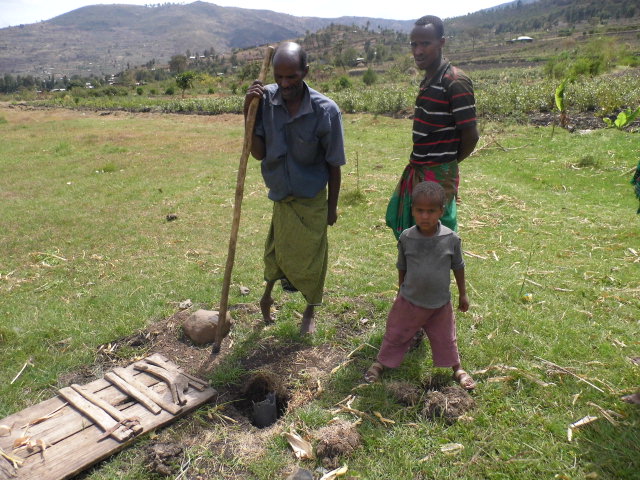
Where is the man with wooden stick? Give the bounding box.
[244,42,346,334]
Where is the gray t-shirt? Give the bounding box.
[397,223,465,309]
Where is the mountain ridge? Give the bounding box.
[0,1,414,78]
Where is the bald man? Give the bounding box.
[244,42,346,334]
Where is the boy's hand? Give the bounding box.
[458,293,469,312]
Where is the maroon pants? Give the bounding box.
[377,295,460,368]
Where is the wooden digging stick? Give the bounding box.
[212,45,275,354]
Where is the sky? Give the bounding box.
[0,0,507,29]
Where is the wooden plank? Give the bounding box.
[57,387,130,442]
[104,372,163,415]
[11,381,216,480]
[0,356,217,480]
[110,368,182,415]
[133,363,188,405]
[0,368,162,456]
[145,353,209,391]
[70,384,143,436]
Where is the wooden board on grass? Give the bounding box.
[0,354,216,480]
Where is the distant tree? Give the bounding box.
[240,62,261,81]
[342,47,358,67]
[169,54,187,73]
[175,71,197,97]
[375,45,388,63]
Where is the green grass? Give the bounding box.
[0,108,638,479]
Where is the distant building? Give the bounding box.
[508,36,534,43]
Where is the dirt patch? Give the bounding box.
[314,419,362,469]
[386,380,423,406]
[528,111,609,130]
[422,386,475,423]
[58,302,350,478]
[145,442,183,476]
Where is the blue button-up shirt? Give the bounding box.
[255,82,346,201]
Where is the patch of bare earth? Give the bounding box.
[314,419,362,469]
[64,305,349,479]
[422,386,476,424]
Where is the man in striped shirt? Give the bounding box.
[386,15,479,238]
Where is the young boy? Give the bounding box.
[365,181,475,390]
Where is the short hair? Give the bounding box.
[412,181,446,207]
[274,42,308,71]
[414,15,444,38]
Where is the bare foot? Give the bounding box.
[260,296,274,324]
[300,306,316,334]
[622,392,640,405]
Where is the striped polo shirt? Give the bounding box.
[411,61,476,165]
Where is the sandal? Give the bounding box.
[453,369,476,391]
[621,392,640,405]
[364,361,384,383]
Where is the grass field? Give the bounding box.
[0,105,638,479]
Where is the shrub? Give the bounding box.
[362,68,377,86]
[335,75,352,91]
[165,86,175,95]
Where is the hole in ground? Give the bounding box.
[236,371,289,428]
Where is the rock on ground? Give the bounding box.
[182,309,231,345]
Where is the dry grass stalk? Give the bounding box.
[282,431,314,460]
[464,250,488,260]
[373,411,395,426]
[535,356,604,393]
[440,443,465,455]
[331,405,375,422]
[319,464,348,480]
[347,343,377,358]
[20,402,68,430]
[330,359,355,375]
[567,415,599,441]
[10,358,33,385]
[586,402,622,426]
[473,365,554,387]
[0,447,24,468]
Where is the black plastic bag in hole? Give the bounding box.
[252,391,277,428]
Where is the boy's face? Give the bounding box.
[411,194,444,236]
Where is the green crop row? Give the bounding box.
[20,69,640,118]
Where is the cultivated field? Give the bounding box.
[0,105,638,479]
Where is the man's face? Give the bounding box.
[410,24,444,71]
[273,55,308,103]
